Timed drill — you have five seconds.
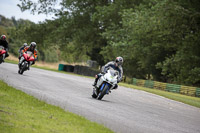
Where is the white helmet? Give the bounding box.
[24,43,28,47]
[115,56,123,66]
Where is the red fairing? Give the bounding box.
[23,53,35,61]
[0,49,6,55]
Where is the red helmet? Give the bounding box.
[1,35,6,41]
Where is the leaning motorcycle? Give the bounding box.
[0,46,6,64]
[18,51,35,74]
[92,69,119,100]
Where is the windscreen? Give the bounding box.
[109,69,119,77]
[26,51,33,55]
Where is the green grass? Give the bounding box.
[4,59,18,64]
[119,83,200,108]
[0,80,113,133]
[5,58,200,108]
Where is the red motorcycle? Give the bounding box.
[0,46,6,64]
[18,51,35,74]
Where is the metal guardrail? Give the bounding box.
[132,78,200,97]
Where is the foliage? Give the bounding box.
[2,0,200,87]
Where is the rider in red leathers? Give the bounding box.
[0,35,9,61]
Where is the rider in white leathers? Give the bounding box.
[93,56,123,89]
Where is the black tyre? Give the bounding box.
[92,93,97,98]
[19,62,27,75]
[0,56,3,64]
[97,84,109,100]
[19,68,24,75]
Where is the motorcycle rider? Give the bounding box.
[18,43,28,60]
[93,56,123,89]
[19,42,38,69]
[0,35,9,61]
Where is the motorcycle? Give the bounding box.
[92,69,119,100]
[0,46,6,64]
[18,51,35,74]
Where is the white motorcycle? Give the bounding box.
[92,69,119,100]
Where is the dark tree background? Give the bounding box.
[1,0,200,87]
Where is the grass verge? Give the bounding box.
[0,80,113,133]
[5,59,200,108]
[119,83,200,108]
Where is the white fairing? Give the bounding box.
[19,56,24,64]
[26,51,33,55]
[96,69,119,89]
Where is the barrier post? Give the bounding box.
[133,78,137,85]
[196,88,200,97]
[58,64,64,71]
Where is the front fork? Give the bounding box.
[96,82,111,95]
[2,54,5,60]
[19,57,24,69]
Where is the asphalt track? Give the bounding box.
[0,63,200,133]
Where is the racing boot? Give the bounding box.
[92,81,97,86]
[112,84,118,90]
[2,54,5,62]
[18,63,21,69]
[92,75,98,86]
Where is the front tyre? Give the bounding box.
[0,56,3,64]
[18,62,27,75]
[97,84,110,100]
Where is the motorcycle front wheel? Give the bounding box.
[0,56,3,64]
[18,62,27,75]
[97,83,110,100]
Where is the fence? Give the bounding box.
[58,64,99,77]
[132,78,200,97]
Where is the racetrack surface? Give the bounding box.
[0,63,200,133]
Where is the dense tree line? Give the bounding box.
[4,0,200,87]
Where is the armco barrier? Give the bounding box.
[154,81,166,91]
[165,84,181,93]
[133,78,137,85]
[180,86,196,96]
[137,79,145,86]
[132,78,200,97]
[196,88,200,97]
[144,80,154,88]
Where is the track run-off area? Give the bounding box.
[0,63,200,133]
